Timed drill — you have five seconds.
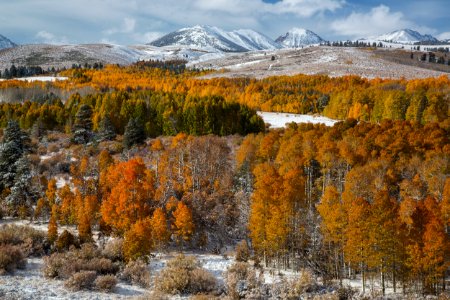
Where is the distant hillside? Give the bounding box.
[0,34,17,50]
[275,28,324,47]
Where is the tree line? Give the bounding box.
[0,90,264,139]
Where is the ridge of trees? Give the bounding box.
[0,90,264,137]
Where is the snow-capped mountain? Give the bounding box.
[0,34,17,50]
[275,28,324,48]
[149,25,280,52]
[375,29,438,44]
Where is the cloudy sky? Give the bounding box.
[1,0,449,45]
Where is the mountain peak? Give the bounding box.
[149,25,280,52]
[275,28,324,48]
[0,34,17,50]
[375,29,438,43]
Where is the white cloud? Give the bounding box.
[104,18,136,35]
[331,5,411,38]
[4,0,444,45]
[35,31,70,44]
[270,0,344,17]
[192,0,344,17]
[437,32,450,40]
[132,32,164,44]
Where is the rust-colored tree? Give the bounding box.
[101,157,155,234]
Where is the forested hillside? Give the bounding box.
[0,63,448,299]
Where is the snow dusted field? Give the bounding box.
[0,220,301,299]
[0,257,147,300]
[9,76,68,82]
[197,46,450,79]
[258,111,338,128]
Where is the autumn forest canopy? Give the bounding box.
[0,62,448,297]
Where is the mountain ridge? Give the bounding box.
[0,34,17,50]
[374,29,438,43]
[275,28,324,48]
[149,25,280,52]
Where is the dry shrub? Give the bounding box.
[438,293,450,300]
[43,244,118,279]
[272,270,318,299]
[121,259,151,288]
[235,240,250,262]
[336,286,356,300]
[47,143,59,153]
[64,270,97,291]
[86,257,119,275]
[313,293,339,300]
[225,262,259,300]
[155,266,190,294]
[293,269,317,294]
[94,274,117,292]
[155,254,217,295]
[189,268,217,294]
[135,291,169,300]
[0,244,27,274]
[40,153,70,175]
[102,238,124,262]
[76,243,100,260]
[55,230,78,252]
[190,294,220,300]
[0,224,46,256]
[166,254,199,270]
[43,252,67,278]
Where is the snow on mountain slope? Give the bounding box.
[0,44,143,70]
[375,29,438,44]
[150,25,279,52]
[275,28,324,48]
[0,34,17,50]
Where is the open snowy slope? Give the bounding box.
[0,44,142,70]
[195,46,450,80]
[258,111,338,128]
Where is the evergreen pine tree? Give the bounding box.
[123,118,146,149]
[97,115,116,141]
[0,120,31,191]
[5,156,39,215]
[72,104,93,144]
[31,118,46,140]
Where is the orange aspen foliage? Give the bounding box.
[123,218,153,261]
[101,157,156,234]
[172,201,194,243]
[48,204,58,244]
[58,185,77,225]
[151,207,170,249]
[442,178,450,228]
[46,178,58,207]
[317,185,346,244]
[248,163,283,260]
[98,150,114,173]
[35,198,50,220]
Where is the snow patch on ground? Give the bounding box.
[16,76,68,82]
[0,257,146,300]
[258,111,338,128]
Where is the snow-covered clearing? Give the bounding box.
[16,76,68,82]
[0,220,311,299]
[258,111,338,128]
[0,257,147,300]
